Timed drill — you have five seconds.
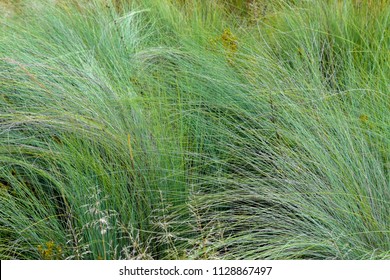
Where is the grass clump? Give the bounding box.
[0,0,389,259]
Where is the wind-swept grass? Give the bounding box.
[0,0,389,259]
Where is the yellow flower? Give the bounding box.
[37,241,63,260]
[359,114,368,123]
[221,28,238,53]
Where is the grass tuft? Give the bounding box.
[1,0,389,259]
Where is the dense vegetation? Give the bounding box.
[0,0,389,259]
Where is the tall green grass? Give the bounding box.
[0,0,389,259]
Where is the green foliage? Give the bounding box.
[0,0,389,259]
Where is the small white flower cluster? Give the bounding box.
[81,186,117,235]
